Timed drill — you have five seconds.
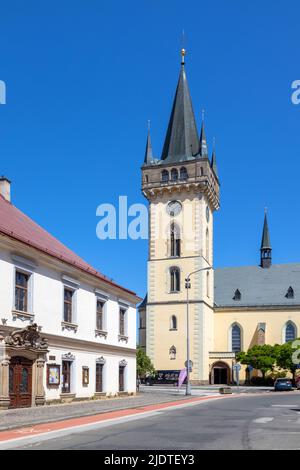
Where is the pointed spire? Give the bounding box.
[210,137,218,178]
[161,49,199,163]
[260,210,272,268]
[199,111,208,158]
[144,121,154,165]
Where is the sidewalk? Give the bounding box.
[0,391,198,432]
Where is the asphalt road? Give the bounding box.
[16,392,300,450]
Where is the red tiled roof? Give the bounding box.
[0,195,137,298]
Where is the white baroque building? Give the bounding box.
[0,177,139,409]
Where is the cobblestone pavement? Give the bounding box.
[0,392,193,431]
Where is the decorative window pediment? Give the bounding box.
[96,356,106,365]
[62,352,75,361]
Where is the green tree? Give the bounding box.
[275,340,300,382]
[136,347,155,379]
[237,344,277,380]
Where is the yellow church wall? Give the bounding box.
[213,308,300,352]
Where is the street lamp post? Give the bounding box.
[185,265,213,396]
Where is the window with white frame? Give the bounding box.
[96,299,105,330]
[63,287,74,323]
[15,271,30,312]
[119,308,127,336]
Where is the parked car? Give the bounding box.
[295,376,300,390]
[274,378,293,391]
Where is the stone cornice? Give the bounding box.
[1,326,136,357]
[214,304,300,312]
[147,299,214,309]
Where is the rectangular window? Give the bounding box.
[96,300,104,330]
[119,308,126,335]
[62,361,71,393]
[64,288,73,323]
[119,366,125,392]
[15,271,29,312]
[96,363,103,393]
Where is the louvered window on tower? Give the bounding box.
[285,286,294,299]
[171,169,178,181]
[179,167,188,180]
[161,170,169,182]
[233,289,241,301]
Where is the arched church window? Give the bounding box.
[233,289,241,301]
[171,168,178,181]
[285,286,294,299]
[180,167,188,180]
[169,345,176,360]
[285,322,296,343]
[170,315,177,330]
[170,267,180,292]
[170,223,181,257]
[200,167,204,176]
[161,170,169,182]
[231,324,242,352]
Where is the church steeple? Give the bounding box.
[260,211,272,268]
[161,49,199,163]
[144,127,154,165]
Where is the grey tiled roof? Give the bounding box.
[215,263,300,307]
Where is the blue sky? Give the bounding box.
[0,1,299,298]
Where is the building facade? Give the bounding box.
[0,177,139,409]
[139,50,300,385]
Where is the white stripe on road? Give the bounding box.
[253,417,274,424]
[271,405,299,407]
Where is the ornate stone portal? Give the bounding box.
[0,324,48,409]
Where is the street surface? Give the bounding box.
[6,391,300,450]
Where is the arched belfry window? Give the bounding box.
[206,271,210,298]
[285,286,294,299]
[170,315,177,330]
[233,289,241,301]
[206,228,210,262]
[285,322,296,343]
[170,223,181,257]
[231,324,242,352]
[170,267,180,292]
[169,345,176,360]
[161,170,169,182]
[171,168,178,181]
[180,167,188,180]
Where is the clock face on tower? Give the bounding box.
[166,200,182,217]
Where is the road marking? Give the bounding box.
[271,405,299,407]
[253,417,274,424]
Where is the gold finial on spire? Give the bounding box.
[181,29,186,65]
[181,48,186,65]
[264,206,268,215]
[202,108,205,121]
[147,119,151,132]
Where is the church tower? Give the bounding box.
[140,49,220,384]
